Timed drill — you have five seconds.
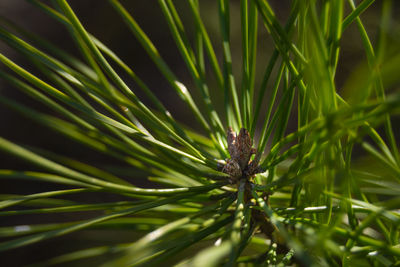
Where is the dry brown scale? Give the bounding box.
[222,127,262,183]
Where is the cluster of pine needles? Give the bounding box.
[0,0,400,266]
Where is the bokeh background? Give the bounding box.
[0,0,399,265]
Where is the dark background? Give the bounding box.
[0,1,399,266]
